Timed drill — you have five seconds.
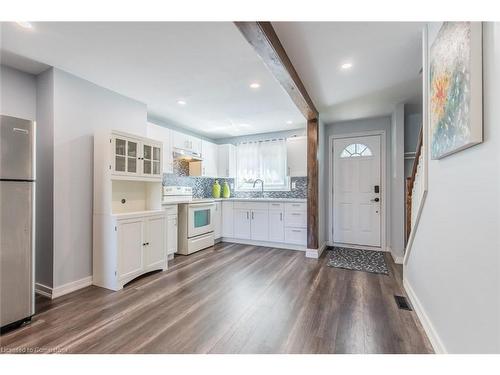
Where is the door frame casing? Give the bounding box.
[328,130,387,252]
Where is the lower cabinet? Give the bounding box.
[164,204,178,259]
[220,200,306,248]
[143,215,167,269]
[222,201,234,237]
[214,202,222,239]
[250,209,269,241]
[269,210,285,242]
[234,209,251,239]
[97,212,167,291]
[117,217,145,280]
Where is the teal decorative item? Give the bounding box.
[222,180,231,198]
[212,179,221,198]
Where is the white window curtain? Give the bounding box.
[236,139,289,191]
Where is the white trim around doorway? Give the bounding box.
[328,130,387,252]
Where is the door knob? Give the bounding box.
[371,197,380,202]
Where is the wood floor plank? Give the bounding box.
[0,245,433,354]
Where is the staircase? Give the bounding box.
[406,127,423,243]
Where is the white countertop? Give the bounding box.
[162,197,306,205]
[214,197,306,203]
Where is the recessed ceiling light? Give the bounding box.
[286,120,293,125]
[341,62,353,70]
[177,100,187,105]
[249,82,260,89]
[16,21,33,30]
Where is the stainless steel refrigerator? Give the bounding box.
[0,114,35,330]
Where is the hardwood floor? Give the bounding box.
[0,243,433,354]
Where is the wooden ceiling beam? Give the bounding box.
[235,21,320,251]
[234,22,319,120]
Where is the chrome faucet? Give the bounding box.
[253,179,264,197]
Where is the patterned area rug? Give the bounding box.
[327,247,389,275]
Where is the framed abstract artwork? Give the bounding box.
[429,22,483,160]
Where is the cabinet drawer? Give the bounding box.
[285,202,306,212]
[285,227,307,245]
[233,201,269,210]
[284,211,307,228]
[164,205,178,216]
[268,202,284,211]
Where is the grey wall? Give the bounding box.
[405,22,500,353]
[391,103,405,259]
[35,69,54,288]
[324,116,395,253]
[0,65,36,120]
[51,68,148,288]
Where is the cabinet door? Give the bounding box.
[201,141,218,177]
[144,215,166,269]
[117,218,144,280]
[269,210,285,242]
[167,214,178,255]
[250,209,269,241]
[286,136,307,177]
[233,209,251,239]
[113,136,140,176]
[217,144,236,177]
[214,202,222,239]
[222,201,234,237]
[190,136,202,155]
[146,123,172,174]
[142,143,162,177]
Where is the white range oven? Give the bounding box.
[164,186,215,255]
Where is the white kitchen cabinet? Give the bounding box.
[172,130,202,155]
[167,215,177,258]
[201,140,218,177]
[111,212,167,290]
[214,202,222,239]
[233,209,251,239]
[112,134,141,177]
[146,122,173,174]
[250,209,269,241]
[218,144,236,178]
[117,217,144,280]
[286,136,307,177]
[222,201,234,237]
[164,205,178,259]
[143,215,166,269]
[284,227,307,245]
[111,131,162,180]
[269,210,285,242]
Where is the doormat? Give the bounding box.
[327,247,389,275]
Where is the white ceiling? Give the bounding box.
[273,22,424,123]
[0,22,305,139]
[1,22,424,136]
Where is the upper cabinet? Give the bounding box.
[172,130,202,156]
[110,131,162,180]
[201,140,218,177]
[286,136,307,177]
[146,122,173,174]
[217,144,236,178]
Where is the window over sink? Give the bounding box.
[235,138,290,191]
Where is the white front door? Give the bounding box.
[333,135,382,247]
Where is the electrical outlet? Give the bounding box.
[291,181,296,189]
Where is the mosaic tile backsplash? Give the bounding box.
[165,158,307,199]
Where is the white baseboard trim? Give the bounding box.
[221,238,306,252]
[388,248,404,264]
[403,276,447,354]
[52,276,93,299]
[35,283,53,298]
[305,241,327,259]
